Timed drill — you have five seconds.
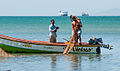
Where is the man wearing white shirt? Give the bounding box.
[49,19,59,43]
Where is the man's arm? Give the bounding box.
[79,21,82,27]
[49,26,56,32]
[70,15,73,22]
[72,22,74,29]
[75,16,82,27]
[72,22,77,31]
[75,16,80,20]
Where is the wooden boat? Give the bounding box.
[0,34,101,54]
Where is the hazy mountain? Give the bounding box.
[94,8,120,16]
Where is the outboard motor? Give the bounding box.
[88,37,103,45]
[96,38,103,44]
[88,37,113,50]
[88,37,96,45]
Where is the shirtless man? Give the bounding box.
[71,16,82,44]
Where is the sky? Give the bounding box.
[0,0,120,16]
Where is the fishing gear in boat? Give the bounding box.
[62,38,69,42]
[88,37,113,50]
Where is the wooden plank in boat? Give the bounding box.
[63,31,75,54]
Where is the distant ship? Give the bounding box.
[59,11,68,16]
[82,12,89,16]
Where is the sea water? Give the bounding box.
[0,16,120,71]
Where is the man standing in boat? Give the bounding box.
[49,19,59,43]
[70,15,82,44]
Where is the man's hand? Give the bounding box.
[75,16,80,20]
[54,28,57,32]
[70,15,72,18]
[56,27,59,29]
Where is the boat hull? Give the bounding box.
[0,38,100,54]
[0,34,100,54]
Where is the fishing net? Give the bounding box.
[0,48,14,57]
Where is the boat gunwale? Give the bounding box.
[0,34,100,47]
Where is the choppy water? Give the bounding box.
[0,16,120,71]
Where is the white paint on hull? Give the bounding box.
[0,38,99,54]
